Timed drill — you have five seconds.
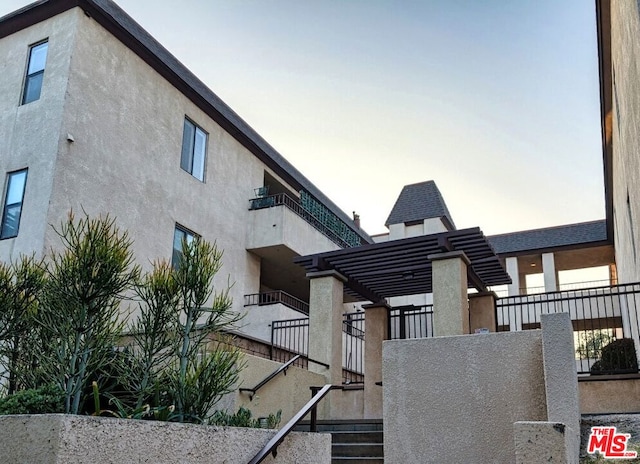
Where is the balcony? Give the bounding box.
[248,192,365,251]
[244,291,309,316]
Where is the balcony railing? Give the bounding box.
[249,192,365,249]
[244,291,309,316]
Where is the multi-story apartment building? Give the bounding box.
[0,0,371,343]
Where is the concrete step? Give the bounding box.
[331,431,383,444]
[332,443,383,458]
[332,458,384,464]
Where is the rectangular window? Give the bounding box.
[1,169,28,239]
[180,118,207,181]
[172,225,197,269]
[22,41,48,105]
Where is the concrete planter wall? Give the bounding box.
[0,414,330,464]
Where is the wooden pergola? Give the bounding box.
[294,227,512,303]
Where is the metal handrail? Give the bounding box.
[244,291,310,315]
[239,355,301,401]
[247,384,338,464]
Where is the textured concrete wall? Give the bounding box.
[580,378,640,414]
[0,414,330,464]
[0,9,79,261]
[514,421,574,464]
[230,354,326,424]
[610,1,640,284]
[383,332,547,463]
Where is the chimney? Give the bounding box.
[352,211,361,229]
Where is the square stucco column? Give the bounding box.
[363,301,390,419]
[469,291,497,333]
[307,270,346,385]
[506,256,521,296]
[542,252,558,292]
[540,313,580,455]
[428,251,470,336]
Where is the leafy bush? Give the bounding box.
[0,384,64,415]
[210,407,281,429]
[590,338,638,374]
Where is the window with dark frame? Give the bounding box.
[22,41,48,105]
[172,225,197,269]
[180,118,207,181]
[1,169,28,239]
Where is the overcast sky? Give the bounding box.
[2,0,603,236]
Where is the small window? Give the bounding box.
[22,41,48,105]
[172,224,197,268]
[180,118,207,181]
[1,169,28,239]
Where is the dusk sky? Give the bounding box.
[2,1,603,236]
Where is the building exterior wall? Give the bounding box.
[0,9,79,260]
[610,0,640,283]
[0,8,347,343]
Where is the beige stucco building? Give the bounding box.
[0,0,372,344]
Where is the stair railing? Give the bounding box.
[239,354,301,401]
[247,384,345,464]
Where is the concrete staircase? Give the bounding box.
[296,420,383,463]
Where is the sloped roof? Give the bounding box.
[385,181,456,229]
[488,220,608,255]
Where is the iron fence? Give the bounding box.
[389,305,434,340]
[270,317,309,368]
[496,282,640,375]
[343,312,365,383]
[244,291,309,315]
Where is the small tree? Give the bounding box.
[35,212,139,414]
[169,238,244,422]
[0,255,45,394]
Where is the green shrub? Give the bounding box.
[0,384,64,415]
[209,407,281,429]
[590,338,638,374]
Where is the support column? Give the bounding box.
[363,301,390,419]
[542,253,558,292]
[428,251,470,336]
[506,257,521,296]
[469,291,498,333]
[307,270,346,385]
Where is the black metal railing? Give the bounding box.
[240,355,301,401]
[496,282,640,375]
[343,312,365,383]
[244,291,309,316]
[248,384,337,464]
[270,317,309,368]
[389,305,434,340]
[249,192,365,249]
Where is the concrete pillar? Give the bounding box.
[506,257,520,296]
[469,292,497,333]
[363,301,389,419]
[540,313,580,460]
[542,253,558,292]
[428,251,470,336]
[307,270,346,385]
